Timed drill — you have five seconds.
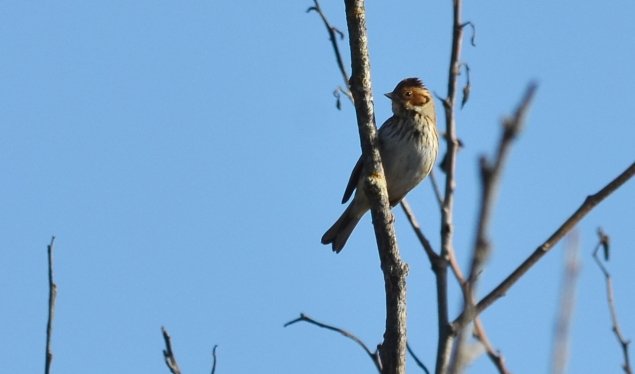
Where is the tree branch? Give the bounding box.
[161,326,182,374]
[451,83,537,371]
[399,199,439,263]
[210,345,219,374]
[593,229,632,374]
[428,170,444,210]
[407,342,431,374]
[441,225,511,374]
[344,1,407,372]
[550,234,581,374]
[453,161,635,330]
[435,0,468,370]
[472,320,510,374]
[285,313,382,372]
[44,236,57,374]
[467,82,537,286]
[308,0,353,105]
[308,0,350,94]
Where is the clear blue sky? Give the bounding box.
[1,1,633,373]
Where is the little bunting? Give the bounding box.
[322,78,439,253]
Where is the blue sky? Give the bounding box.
[1,1,633,373]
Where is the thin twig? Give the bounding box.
[45,236,57,374]
[407,342,431,374]
[161,326,182,374]
[462,21,477,47]
[308,0,353,104]
[429,170,444,210]
[344,1,408,373]
[399,199,439,263]
[435,0,468,370]
[472,320,510,374]
[210,345,219,374]
[453,161,635,330]
[550,233,581,374]
[285,313,382,372]
[592,229,632,374]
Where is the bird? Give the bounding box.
[321,77,439,253]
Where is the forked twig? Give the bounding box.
[161,326,182,374]
[285,313,382,372]
[45,236,57,374]
[593,228,632,374]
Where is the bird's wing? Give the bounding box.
[341,156,363,204]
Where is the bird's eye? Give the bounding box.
[404,91,412,98]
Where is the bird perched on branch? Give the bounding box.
[322,78,439,253]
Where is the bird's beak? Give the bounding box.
[384,92,394,100]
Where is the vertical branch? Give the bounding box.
[210,345,219,374]
[435,0,467,371]
[450,83,537,373]
[161,326,182,374]
[307,0,353,103]
[550,233,581,374]
[45,236,57,374]
[593,229,632,374]
[343,0,407,373]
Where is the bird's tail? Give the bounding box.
[321,204,363,253]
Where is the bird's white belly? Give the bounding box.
[382,140,436,202]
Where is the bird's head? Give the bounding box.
[385,77,434,116]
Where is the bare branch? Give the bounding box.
[407,342,431,374]
[472,320,510,374]
[429,170,444,210]
[285,313,382,372]
[399,199,439,263]
[435,0,469,370]
[45,236,57,374]
[453,161,635,330]
[308,0,352,106]
[457,83,538,340]
[344,1,408,372]
[592,229,632,374]
[550,234,581,374]
[443,235,512,374]
[210,345,219,374]
[468,82,537,281]
[161,326,182,374]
